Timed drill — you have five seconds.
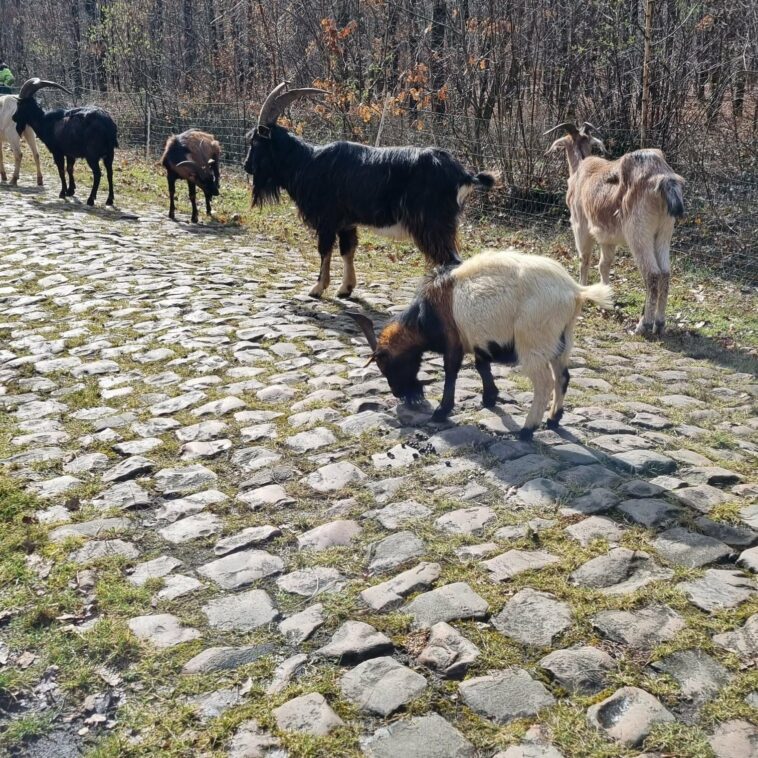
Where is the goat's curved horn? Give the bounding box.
[258,81,327,127]
[580,121,599,134]
[175,159,201,172]
[18,78,73,100]
[543,121,579,137]
[346,312,378,353]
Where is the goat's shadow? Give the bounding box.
[169,217,246,237]
[0,183,46,196]
[655,328,757,376]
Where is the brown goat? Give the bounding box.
[546,122,684,335]
[161,129,221,223]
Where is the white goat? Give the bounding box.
[546,121,685,335]
[0,94,43,186]
[349,248,613,439]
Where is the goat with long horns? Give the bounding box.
[243,82,499,299]
[13,78,118,205]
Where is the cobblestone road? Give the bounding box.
[0,185,756,757]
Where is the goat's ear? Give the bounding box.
[590,137,607,155]
[346,312,378,352]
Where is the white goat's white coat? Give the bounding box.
[456,183,475,205]
[374,223,412,241]
[450,249,612,430]
[0,95,43,186]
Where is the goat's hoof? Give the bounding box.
[86,199,95,207]
[518,426,535,442]
[10,177,18,187]
[482,393,499,408]
[430,408,451,423]
[105,199,114,207]
[633,321,653,336]
[546,408,564,429]
[59,191,67,199]
[653,320,666,336]
[37,177,43,187]
[336,288,354,299]
[67,189,76,197]
[308,287,324,299]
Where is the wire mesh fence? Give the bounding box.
[10,87,757,283]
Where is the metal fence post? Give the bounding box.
[145,97,151,159]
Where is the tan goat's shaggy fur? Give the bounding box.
[549,128,684,335]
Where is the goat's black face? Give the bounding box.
[197,171,220,198]
[376,348,425,405]
[243,130,280,206]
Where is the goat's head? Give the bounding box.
[545,122,606,165]
[176,158,220,197]
[13,78,72,135]
[243,82,326,206]
[348,313,426,404]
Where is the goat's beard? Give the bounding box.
[252,178,281,207]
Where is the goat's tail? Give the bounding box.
[651,173,685,218]
[473,170,501,190]
[577,282,614,310]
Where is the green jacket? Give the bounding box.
[0,68,14,87]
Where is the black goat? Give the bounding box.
[161,130,221,223]
[243,83,498,299]
[13,78,118,206]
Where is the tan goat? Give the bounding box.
[546,122,685,335]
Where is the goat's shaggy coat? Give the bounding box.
[161,130,221,223]
[0,95,43,186]
[244,101,497,298]
[350,249,613,439]
[547,123,684,335]
[13,79,118,206]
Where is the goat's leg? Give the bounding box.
[573,222,594,285]
[547,357,570,429]
[167,173,177,220]
[0,136,6,182]
[631,244,660,336]
[66,157,77,196]
[653,232,672,335]
[54,154,67,198]
[598,243,616,285]
[475,354,499,408]
[85,157,101,206]
[9,135,21,186]
[520,362,553,440]
[204,190,212,217]
[336,228,358,298]
[25,129,43,186]
[188,181,198,222]
[432,344,464,421]
[103,152,114,206]
[309,230,336,298]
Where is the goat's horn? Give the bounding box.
[346,312,378,353]
[258,81,327,127]
[175,159,201,172]
[543,121,579,137]
[258,82,289,127]
[18,78,73,100]
[580,121,599,134]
